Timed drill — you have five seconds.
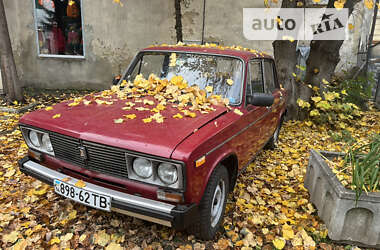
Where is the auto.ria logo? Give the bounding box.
[243,8,349,41]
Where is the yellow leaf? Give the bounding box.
[68,210,77,220]
[114,118,124,124]
[79,234,87,243]
[52,114,61,119]
[311,96,321,103]
[173,113,183,119]
[233,109,243,116]
[322,78,329,85]
[105,242,123,250]
[292,73,297,77]
[182,110,196,118]
[4,168,16,177]
[95,100,105,105]
[365,0,374,9]
[334,0,345,10]
[272,237,286,249]
[83,100,92,105]
[124,114,137,119]
[105,101,113,105]
[341,89,347,95]
[13,100,18,105]
[49,237,61,245]
[143,99,154,105]
[305,121,313,127]
[282,224,295,240]
[348,23,354,30]
[313,0,320,2]
[68,102,80,107]
[95,230,110,247]
[135,107,150,111]
[297,1,303,7]
[3,231,19,244]
[45,106,53,111]
[226,79,234,86]
[75,180,86,188]
[205,86,213,93]
[310,109,320,117]
[143,117,152,123]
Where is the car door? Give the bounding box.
[236,59,269,168]
[261,59,282,140]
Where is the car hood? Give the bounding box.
[20,97,228,158]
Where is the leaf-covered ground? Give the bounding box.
[1,90,379,250]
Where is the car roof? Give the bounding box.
[141,44,273,61]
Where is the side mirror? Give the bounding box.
[112,75,121,85]
[246,93,274,107]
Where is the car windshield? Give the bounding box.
[126,52,244,105]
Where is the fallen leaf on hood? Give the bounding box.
[124,114,137,119]
[45,106,53,111]
[83,100,91,105]
[52,114,61,119]
[173,113,183,119]
[114,118,124,124]
[143,117,152,123]
[233,109,243,116]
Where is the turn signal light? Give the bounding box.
[157,190,184,203]
[28,149,43,162]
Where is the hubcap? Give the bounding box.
[210,179,225,227]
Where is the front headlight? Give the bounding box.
[132,158,153,178]
[126,154,184,189]
[21,127,55,156]
[158,163,178,184]
[29,130,40,147]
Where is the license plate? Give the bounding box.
[54,179,111,211]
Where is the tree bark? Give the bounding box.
[304,0,361,94]
[272,0,305,120]
[0,0,23,102]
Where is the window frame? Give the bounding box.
[246,59,265,96]
[262,58,280,94]
[32,0,86,59]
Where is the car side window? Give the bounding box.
[263,60,276,94]
[248,60,264,94]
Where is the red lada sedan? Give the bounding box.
[18,44,286,239]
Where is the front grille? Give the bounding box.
[49,133,128,179]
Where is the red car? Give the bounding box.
[18,45,286,239]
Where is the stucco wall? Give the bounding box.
[4,0,176,89]
[181,0,276,55]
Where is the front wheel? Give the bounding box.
[187,165,229,240]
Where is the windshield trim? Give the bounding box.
[122,50,246,107]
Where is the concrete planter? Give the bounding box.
[305,150,380,248]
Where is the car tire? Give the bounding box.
[187,165,229,240]
[266,116,283,150]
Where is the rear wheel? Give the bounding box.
[187,165,229,240]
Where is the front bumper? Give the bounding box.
[18,156,197,230]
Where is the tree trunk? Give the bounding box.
[304,0,361,95]
[0,0,23,102]
[272,0,305,120]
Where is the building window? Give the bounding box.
[34,0,84,58]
